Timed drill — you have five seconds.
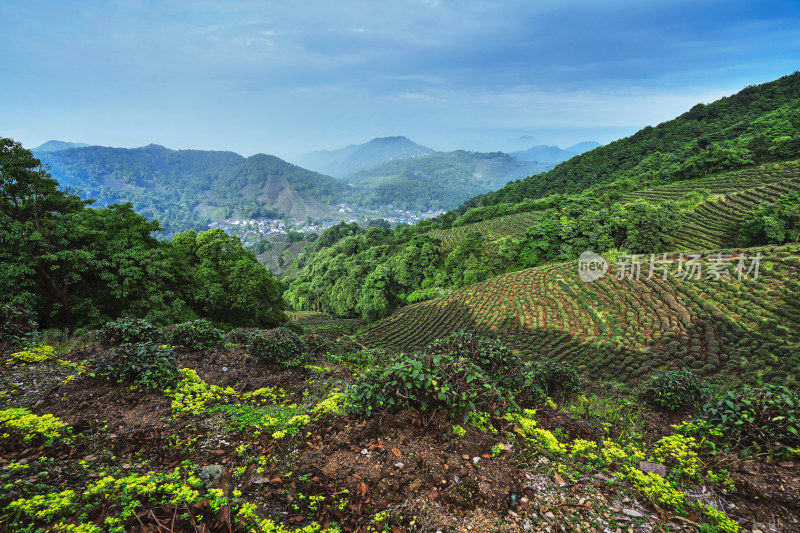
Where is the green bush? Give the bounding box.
[323,347,382,369]
[249,328,309,367]
[166,319,225,351]
[427,331,523,390]
[99,317,160,347]
[348,351,512,420]
[0,305,38,351]
[639,369,710,411]
[91,342,179,391]
[519,360,582,405]
[700,384,799,455]
[224,328,259,345]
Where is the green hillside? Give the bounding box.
[466,71,800,208]
[346,150,540,211]
[286,73,800,393]
[37,144,356,236]
[358,242,800,389]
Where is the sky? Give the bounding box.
[1,0,799,160]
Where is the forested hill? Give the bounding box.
[37,144,355,236]
[464,71,800,209]
[345,150,541,211]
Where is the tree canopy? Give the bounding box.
[0,138,287,330]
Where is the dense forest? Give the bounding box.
[1,138,287,330]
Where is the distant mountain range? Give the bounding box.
[510,141,601,164]
[35,144,353,236]
[31,136,604,233]
[293,136,435,177]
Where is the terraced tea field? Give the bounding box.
[359,243,800,388]
[427,211,540,250]
[288,311,362,337]
[670,179,800,250]
[623,159,800,203]
[620,159,800,251]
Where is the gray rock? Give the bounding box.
[622,508,644,518]
[638,461,667,478]
[199,465,226,489]
[394,462,404,469]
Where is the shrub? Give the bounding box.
[324,348,379,369]
[427,331,523,389]
[91,342,180,391]
[249,328,309,367]
[99,317,160,347]
[167,319,225,351]
[639,370,710,411]
[518,360,582,405]
[348,351,511,420]
[0,305,38,351]
[225,328,259,345]
[700,384,799,454]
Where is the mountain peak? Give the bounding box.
[33,140,91,152]
[293,136,436,177]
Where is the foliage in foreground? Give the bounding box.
[348,333,581,419]
[639,369,711,411]
[697,384,800,456]
[249,328,310,367]
[99,317,160,347]
[91,342,180,391]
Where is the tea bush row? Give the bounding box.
[348,332,582,419]
[99,317,226,351]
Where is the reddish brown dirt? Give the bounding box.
[4,350,799,532]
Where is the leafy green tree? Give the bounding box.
[739,192,800,245]
[170,228,287,328]
[0,138,91,324]
[358,264,394,320]
[616,199,683,254]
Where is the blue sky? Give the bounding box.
[2,0,799,159]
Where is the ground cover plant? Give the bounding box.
[2,328,798,533]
